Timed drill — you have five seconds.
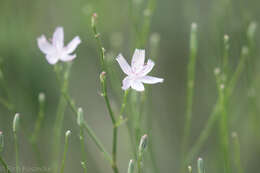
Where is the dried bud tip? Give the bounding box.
[92,13,97,18]
[191,23,198,30]
[100,71,106,82]
[188,165,192,172]
[0,131,3,152]
[66,130,72,137]
[128,160,135,173]
[38,92,45,103]
[139,134,148,153]
[231,131,238,138]
[77,107,85,127]
[214,68,221,75]
[242,46,249,55]
[13,113,20,133]
[224,34,229,41]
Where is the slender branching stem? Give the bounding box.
[186,46,248,164]
[92,14,119,173]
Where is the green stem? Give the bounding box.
[92,15,119,173]
[59,131,71,173]
[101,75,119,173]
[231,132,244,173]
[31,93,45,144]
[52,63,71,172]
[82,122,113,164]
[79,128,87,173]
[62,93,113,164]
[181,23,198,171]
[186,46,248,164]
[0,156,11,173]
[14,133,19,173]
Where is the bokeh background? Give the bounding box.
[0,0,260,172]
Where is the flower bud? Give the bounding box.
[247,22,257,42]
[138,134,148,154]
[77,108,85,127]
[91,13,98,28]
[13,113,20,133]
[190,22,198,54]
[127,160,134,173]
[0,131,4,152]
[100,71,106,83]
[38,92,45,103]
[66,130,72,138]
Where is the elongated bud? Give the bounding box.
[197,157,205,173]
[91,13,98,28]
[138,134,148,154]
[224,35,229,49]
[188,165,192,173]
[38,92,45,103]
[247,22,257,41]
[127,160,134,173]
[100,71,106,83]
[13,113,20,133]
[0,131,3,152]
[190,22,198,55]
[66,130,72,138]
[242,46,249,56]
[77,108,85,127]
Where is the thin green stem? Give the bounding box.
[14,133,19,173]
[82,122,113,164]
[181,23,198,172]
[31,93,45,144]
[186,46,248,164]
[0,156,11,173]
[79,128,87,173]
[231,132,244,173]
[92,14,119,173]
[217,81,231,173]
[62,94,113,165]
[59,131,71,173]
[101,74,118,173]
[52,63,72,172]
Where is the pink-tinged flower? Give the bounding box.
[116,49,164,92]
[37,27,81,65]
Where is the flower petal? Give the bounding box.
[60,54,77,62]
[138,59,155,76]
[45,53,59,65]
[37,35,54,54]
[52,27,64,49]
[140,75,164,84]
[131,80,145,92]
[122,76,131,90]
[65,36,81,54]
[116,54,132,75]
[131,49,145,72]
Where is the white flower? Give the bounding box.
[37,27,81,65]
[116,49,164,92]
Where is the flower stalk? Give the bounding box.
[13,113,20,173]
[60,130,72,173]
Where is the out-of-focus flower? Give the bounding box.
[37,27,81,65]
[116,49,164,92]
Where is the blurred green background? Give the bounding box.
[0,0,260,172]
